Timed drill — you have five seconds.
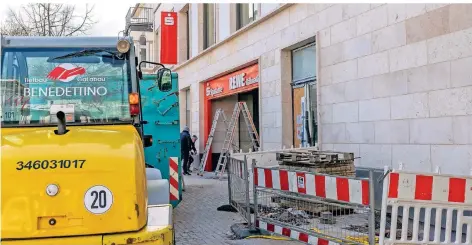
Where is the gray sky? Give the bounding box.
[0,3,133,36]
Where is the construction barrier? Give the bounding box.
[228,151,472,245]
[252,162,377,245]
[379,165,472,244]
[227,155,252,227]
[232,148,386,211]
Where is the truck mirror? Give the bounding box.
[156,68,172,92]
[137,69,143,80]
[143,135,153,147]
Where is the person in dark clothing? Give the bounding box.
[188,135,198,172]
[180,126,192,175]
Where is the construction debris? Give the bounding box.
[320,211,336,224]
[276,149,356,177]
[260,206,312,226]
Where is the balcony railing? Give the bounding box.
[125,7,154,34]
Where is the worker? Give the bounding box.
[180,126,192,175]
[189,135,198,172]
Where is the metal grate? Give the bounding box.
[255,188,373,244]
[227,156,252,227]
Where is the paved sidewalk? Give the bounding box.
[173,173,300,245]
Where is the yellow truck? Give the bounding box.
[0,35,175,244]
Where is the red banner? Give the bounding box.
[160,12,178,64]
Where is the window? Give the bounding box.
[292,43,316,85]
[185,89,191,129]
[186,9,190,60]
[291,42,317,147]
[1,47,132,126]
[236,4,259,30]
[203,3,216,49]
[140,48,146,66]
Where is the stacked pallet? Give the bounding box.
[276,149,356,177]
[272,149,357,215]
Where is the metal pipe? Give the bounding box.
[251,159,258,230]
[227,156,233,207]
[244,155,251,228]
[379,166,390,245]
[368,169,376,245]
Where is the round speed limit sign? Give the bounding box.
[84,185,113,214]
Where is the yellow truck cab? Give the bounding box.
[0,36,174,244]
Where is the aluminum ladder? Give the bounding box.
[214,103,241,178]
[240,101,260,152]
[197,108,227,176]
[214,102,260,179]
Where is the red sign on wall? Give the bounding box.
[160,12,178,64]
[204,63,259,100]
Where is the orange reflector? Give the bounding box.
[130,104,140,115]
[129,93,139,105]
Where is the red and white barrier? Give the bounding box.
[253,167,370,206]
[169,157,179,201]
[380,168,472,245]
[256,220,339,245]
[387,171,472,204]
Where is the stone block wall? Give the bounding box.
[319,4,472,174]
[172,3,472,174]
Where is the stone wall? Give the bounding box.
[173,3,472,174]
[319,4,472,175]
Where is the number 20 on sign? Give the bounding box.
[84,185,113,214]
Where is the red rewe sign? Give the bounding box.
[160,12,178,64]
[47,64,86,82]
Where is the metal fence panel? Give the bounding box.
[253,164,377,245]
[227,155,252,227]
[379,168,472,245]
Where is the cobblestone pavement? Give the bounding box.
[174,173,300,245]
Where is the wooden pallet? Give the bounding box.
[276,150,354,164]
[276,150,356,177]
[279,164,356,177]
[270,150,358,217]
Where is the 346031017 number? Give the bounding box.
[16,160,86,170]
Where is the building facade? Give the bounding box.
[132,3,472,174]
[126,3,159,73]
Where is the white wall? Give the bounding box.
[218,4,231,41]
[260,4,280,16]
[190,3,199,58]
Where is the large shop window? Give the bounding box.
[236,4,259,30]
[203,3,216,49]
[291,42,317,147]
